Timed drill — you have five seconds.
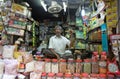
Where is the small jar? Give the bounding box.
[59,59,67,73]
[107,74,115,79]
[64,74,72,79]
[81,73,89,79]
[73,73,80,79]
[56,73,64,79]
[99,74,107,79]
[47,73,55,79]
[45,58,51,73]
[41,72,47,79]
[99,58,107,74]
[51,59,58,73]
[90,74,98,79]
[67,58,75,74]
[75,59,82,73]
[19,62,25,72]
[91,59,99,74]
[83,59,91,74]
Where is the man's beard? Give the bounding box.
[56,33,61,37]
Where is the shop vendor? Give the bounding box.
[43,25,72,59]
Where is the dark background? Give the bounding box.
[14,0,90,22]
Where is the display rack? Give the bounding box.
[86,23,108,53]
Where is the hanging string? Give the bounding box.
[12,0,15,3]
[67,1,70,23]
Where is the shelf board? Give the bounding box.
[87,26,101,34]
[10,11,27,17]
[10,18,27,22]
[76,38,86,41]
[8,25,26,30]
[26,30,32,33]
[7,33,24,37]
[87,40,102,44]
[27,18,34,22]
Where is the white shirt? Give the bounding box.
[48,35,70,55]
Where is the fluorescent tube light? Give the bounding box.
[63,2,67,12]
[40,0,47,12]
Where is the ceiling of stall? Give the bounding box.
[15,0,91,22]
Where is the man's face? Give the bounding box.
[55,28,62,36]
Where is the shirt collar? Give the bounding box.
[55,35,62,38]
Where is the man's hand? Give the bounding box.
[56,54,60,60]
[50,48,60,59]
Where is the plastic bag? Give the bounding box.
[34,61,45,72]
[21,52,33,64]
[2,74,16,79]
[0,74,3,79]
[2,45,15,59]
[25,61,35,72]
[30,72,42,79]
[4,59,18,75]
[62,53,73,59]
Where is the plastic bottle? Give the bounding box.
[83,59,91,74]
[99,52,107,74]
[56,73,64,79]
[19,62,25,72]
[91,59,99,74]
[67,58,75,74]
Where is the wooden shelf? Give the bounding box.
[8,25,26,30]
[10,18,27,22]
[7,33,24,37]
[87,40,102,44]
[87,26,101,34]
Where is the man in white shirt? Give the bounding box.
[42,25,70,59]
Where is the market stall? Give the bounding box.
[0,0,119,79]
